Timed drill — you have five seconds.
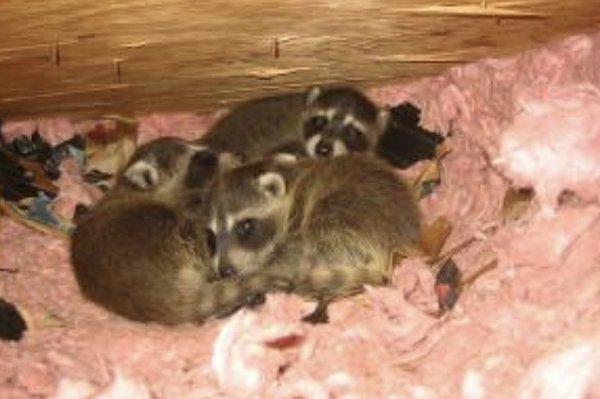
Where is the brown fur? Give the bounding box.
[197,91,309,162]
[207,153,421,320]
[70,137,264,325]
[303,87,389,159]
[197,86,388,162]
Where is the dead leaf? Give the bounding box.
[501,186,535,223]
[427,223,499,270]
[85,117,138,182]
[39,311,66,329]
[412,160,441,199]
[410,141,450,199]
[461,258,498,288]
[419,216,452,260]
[18,157,59,196]
[0,147,59,198]
[435,141,452,160]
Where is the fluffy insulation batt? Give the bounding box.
[2,31,600,399]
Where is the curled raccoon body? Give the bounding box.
[198,86,389,162]
[207,153,422,322]
[198,91,309,162]
[302,87,389,159]
[70,137,262,325]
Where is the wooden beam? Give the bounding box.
[0,0,599,119]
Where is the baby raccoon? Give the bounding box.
[75,136,194,219]
[198,86,388,162]
[198,91,309,162]
[74,136,219,221]
[115,136,215,194]
[303,87,389,159]
[71,138,262,325]
[206,153,422,323]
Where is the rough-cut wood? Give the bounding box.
[0,0,599,119]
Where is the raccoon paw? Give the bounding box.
[244,292,266,309]
[301,301,329,324]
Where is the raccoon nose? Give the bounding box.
[218,264,238,279]
[315,140,333,158]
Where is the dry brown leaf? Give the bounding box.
[84,117,138,181]
[38,311,66,329]
[409,141,450,200]
[419,216,452,260]
[412,160,441,199]
[501,186,535,223]
[461,258,498,288]
[435,141,452,160]
[0,147,59,197]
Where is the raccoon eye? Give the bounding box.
[205,229,217,256]
[234,218,256,239]
[187,195,204,208]
[344,125,363,141]
[143,170,156,187]
[305,115,328,132]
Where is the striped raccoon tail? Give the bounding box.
[290,265,390,324]
[193,272,295,322]
[193,264,388,324]
[293,264,389,300]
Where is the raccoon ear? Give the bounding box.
[185,149,219,188]
[307,86,322,107]
[123,159,159,190]
[257,172,286,198]
[218,152,243,171]
[191,149,218,169]
[377,107,391,130]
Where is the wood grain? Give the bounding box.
[0,0,599,119]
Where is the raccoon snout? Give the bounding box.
[315,140,333,158]
[218,260,238,279]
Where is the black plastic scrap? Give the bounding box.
[0,298,27,341]
[375,102,445,169]
[0,123,85,235]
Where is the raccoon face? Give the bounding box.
[206,162,291,279]
[302,87,389,159]
[121,137,213,192]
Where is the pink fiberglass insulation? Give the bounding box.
[2,31,600,399]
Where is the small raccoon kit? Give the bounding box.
[207,153,422,322]
[70,137,264,325]
[198,86,390,162]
